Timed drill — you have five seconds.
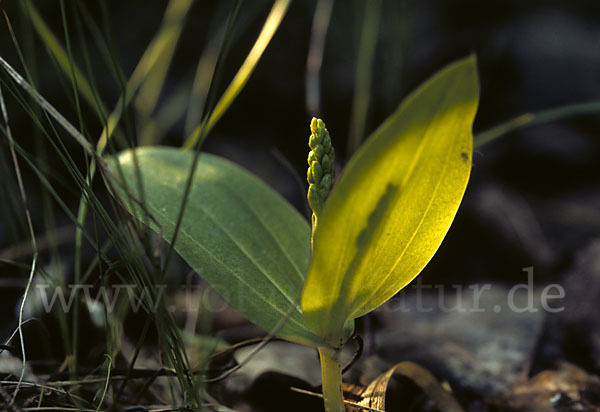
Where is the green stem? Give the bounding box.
[318,346,344,412]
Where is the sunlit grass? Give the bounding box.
[0,1,289,409]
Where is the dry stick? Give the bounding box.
[0,383,21,412]
[0,382,91,408]
[0,78,38,406]
[289,387,383,412]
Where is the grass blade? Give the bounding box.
[183,0,292,149]
[305,0,335,115]
[475,99,600,147]
[21,0,109,121]
[347,0,381,157]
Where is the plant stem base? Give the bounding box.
[318,346,344,412]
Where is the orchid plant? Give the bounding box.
[108,55,479,412]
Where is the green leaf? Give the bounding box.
[301,56,480,347]
[107,147,325,348]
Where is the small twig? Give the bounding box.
[0,381,90,405]
[289,387,383,412]
[0,383,21,412]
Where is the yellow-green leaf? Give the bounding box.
[301,56,479,346]
[107,147,325,348]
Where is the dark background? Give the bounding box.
[1,0,600,409]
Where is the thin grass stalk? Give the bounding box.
[21,0,109,120]
[183,0,292,149]
[346,0,381,158]
[474,99,600,147]
[305,0,335,115]
[184,0,243,140]
[0,79,38,406]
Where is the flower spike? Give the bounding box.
[307,118,335,240]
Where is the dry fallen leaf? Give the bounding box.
[348,361,464,412]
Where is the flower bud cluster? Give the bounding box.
[307,117,335,217]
